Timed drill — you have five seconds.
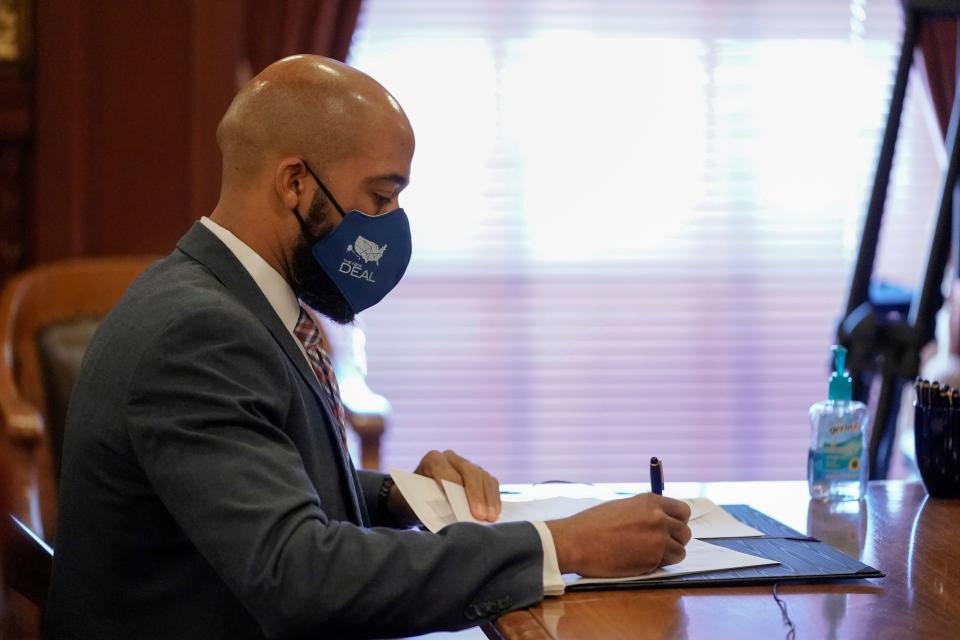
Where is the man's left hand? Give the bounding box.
[387,449,502,525]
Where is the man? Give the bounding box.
[45,55,691,639]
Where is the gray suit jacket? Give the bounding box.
[44,223,543,639]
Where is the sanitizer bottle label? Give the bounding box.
[812,418,863,482]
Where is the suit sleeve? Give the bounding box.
[124,306,544,639]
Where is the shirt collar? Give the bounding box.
[199,216,301,333]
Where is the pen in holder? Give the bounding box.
[913,378,960,498]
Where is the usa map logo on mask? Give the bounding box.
[339,235,385,284]
[347,235,388,264]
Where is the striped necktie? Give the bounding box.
[293,304,348,447]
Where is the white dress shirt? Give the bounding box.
[199,216,565,595]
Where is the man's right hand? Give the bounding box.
[545,494,693,577]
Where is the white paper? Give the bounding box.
[388,469,457,533]
[565,538,776,586]
[393,472,762,540]
[391,472,778,584]
[442,479,605,524]
[441,482,758,538]
[685,498,764,538]
[684,498,710,520]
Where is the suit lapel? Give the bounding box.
[176,222,365,525]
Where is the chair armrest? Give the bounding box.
[338,373,390,470]
[339,370,390,423]
[345,410,386,439]
[338,372,390,416]
[346,410,386,471]
[0,389,45,445]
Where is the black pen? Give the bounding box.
[650,456,664,495]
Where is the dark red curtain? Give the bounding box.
[245,0,363,74]
[919,19,957,139]
[918,19,960,354]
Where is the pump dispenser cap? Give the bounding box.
[829,345,853,401]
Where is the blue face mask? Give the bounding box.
[293,163,412,316]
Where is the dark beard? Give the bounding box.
[290,193,356,325]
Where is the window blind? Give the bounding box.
[348,0,940,482]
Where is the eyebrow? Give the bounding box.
[366,173,409,189]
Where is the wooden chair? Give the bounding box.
[0,257,389,538]
[1,405,52,638]
[0,257,156,540]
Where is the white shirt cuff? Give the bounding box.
[531,521,565,596]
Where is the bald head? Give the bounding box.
[216,55,412,187]
[209,55,415,290]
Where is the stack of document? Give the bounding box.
[390,469,777,587]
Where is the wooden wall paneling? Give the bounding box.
[188,1,244,222]
[83,0,193,257]
[33,0,85,262]
[32,0,243,263]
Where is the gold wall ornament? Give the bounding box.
[0,0,31,73]
[0,2,19,61]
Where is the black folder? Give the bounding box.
[567,504,884,591]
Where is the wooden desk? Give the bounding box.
[489,481,959,639]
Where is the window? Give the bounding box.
[349,0,939,481]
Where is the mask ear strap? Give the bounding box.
[291,206,311,234]
[302,161,347,218]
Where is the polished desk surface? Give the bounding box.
[489,481,959,640]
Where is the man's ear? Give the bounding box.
[275,157,307,210]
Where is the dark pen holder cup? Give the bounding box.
[914,403,960,498]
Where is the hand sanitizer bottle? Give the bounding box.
[808,345,869,501]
